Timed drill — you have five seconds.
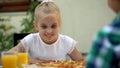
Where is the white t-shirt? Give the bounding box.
[21,33,76,60]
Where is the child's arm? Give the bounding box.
[9,42,55,64]
[9,42,24,52]
[28,58,56,64]
[68,47,85,61]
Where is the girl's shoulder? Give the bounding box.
[23,32,39,40]
[26,32,39,37]
[59,34,76,43]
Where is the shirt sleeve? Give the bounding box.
[86,29,102,68]
[20,33,34,50]
[67,39,77,54]
[63,35,77,54]
[86,30,105,68]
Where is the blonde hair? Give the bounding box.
[34,2,61,24]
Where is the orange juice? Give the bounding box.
[18,53,28,68]
[2,54,17,68]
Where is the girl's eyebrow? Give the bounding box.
[51,23,57,26]
[39,22,46,26]
[52,23,57,25]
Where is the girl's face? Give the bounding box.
[34,14,60,44]
[108,0,120,13]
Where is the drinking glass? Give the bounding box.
[1,51,17,68]
[18,47,28,68]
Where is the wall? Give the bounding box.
[55,0,116,53]
[0,0,116,53]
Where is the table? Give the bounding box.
[23,60,85,68]
[23,64,56,68]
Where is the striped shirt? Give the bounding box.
[86,12,120,68]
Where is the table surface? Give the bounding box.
[23,64,57,68]
[23,64,85,68]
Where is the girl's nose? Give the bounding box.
[46,28,52,33]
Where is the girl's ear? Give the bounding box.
[33,21,38,31]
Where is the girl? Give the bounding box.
[10,0,84,64]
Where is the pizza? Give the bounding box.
[36,60,85,68]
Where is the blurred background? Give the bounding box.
[0,0,116,54]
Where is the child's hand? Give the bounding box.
[28,58,58,64]
[40,60,58,63]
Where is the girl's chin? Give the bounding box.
[45,39,57,44]
[45,41,54,44]
[44,39,53,43]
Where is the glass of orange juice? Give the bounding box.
[1,51,17,68]
[18,47,28,68]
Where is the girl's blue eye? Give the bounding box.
[51,24,57,28]
[41,25,47,29]
[40,23,57,29]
